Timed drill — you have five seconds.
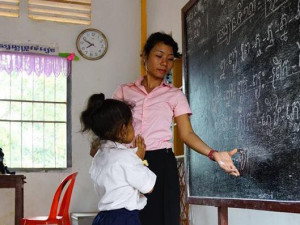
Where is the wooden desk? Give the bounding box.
[0,175,26,225]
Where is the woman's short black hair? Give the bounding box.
[142,32,180,58]
[80,93,132,142]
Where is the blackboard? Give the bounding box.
[182,0,300,212]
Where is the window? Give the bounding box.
[28,0,91,25]
[0,52,71,169]
[0,0,91,25]
[0,0,20,18]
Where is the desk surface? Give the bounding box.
[0,174,26,186]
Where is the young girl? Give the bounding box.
[80,93,156,225]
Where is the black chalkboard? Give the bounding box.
[182,0,300,212]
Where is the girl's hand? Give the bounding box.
[213,148,240,177]
[134,135,146,160]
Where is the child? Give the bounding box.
[80,93,156,225]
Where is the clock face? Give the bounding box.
[76,29,108,60]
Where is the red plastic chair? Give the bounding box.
[21,172,78,225]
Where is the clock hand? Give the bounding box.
[83,37,94,46]
[87,44,93,48]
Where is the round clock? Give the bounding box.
[76,28,108,60]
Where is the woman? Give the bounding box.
[92,32,240,225]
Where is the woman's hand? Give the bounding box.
[212,149,240,177]
[134,135,146,160]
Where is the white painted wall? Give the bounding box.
[147,1,300,225]
[0,1,141,224]
[147,0,187,53]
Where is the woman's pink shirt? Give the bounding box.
[113,77,192,151]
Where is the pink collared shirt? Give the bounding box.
[113,76,192,151]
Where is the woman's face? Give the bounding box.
[145,42,175,80]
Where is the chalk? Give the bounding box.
[142,160,149,167]
[237,148,244,153]
[219,161,225,166]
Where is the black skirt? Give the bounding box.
[139,148,180,225]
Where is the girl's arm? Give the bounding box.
[134,135,146,160]
[175,114,240,177]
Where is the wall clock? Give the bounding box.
[76,28,108,60]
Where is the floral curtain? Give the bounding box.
[0,52,70,76]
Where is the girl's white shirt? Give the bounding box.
[89,140,156,211]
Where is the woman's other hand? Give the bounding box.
[134,135,146,160]
[213,148,240,177]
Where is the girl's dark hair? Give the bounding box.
[80,93,132,142]
[142,32,180,58]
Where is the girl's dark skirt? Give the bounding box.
[92,208,140,225]
[140,148,180,225]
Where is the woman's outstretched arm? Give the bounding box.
[175,114,240,177]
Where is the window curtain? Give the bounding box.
[0,52,70,76]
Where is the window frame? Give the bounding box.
[0,55,72,172]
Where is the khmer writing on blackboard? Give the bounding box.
[183,0,300,205]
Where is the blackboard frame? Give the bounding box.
[182,0,300,213]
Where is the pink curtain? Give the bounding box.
[0,52,70,76]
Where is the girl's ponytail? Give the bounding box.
[80,93,106,133]
[87,93,105,112]
[80,92,132,142]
